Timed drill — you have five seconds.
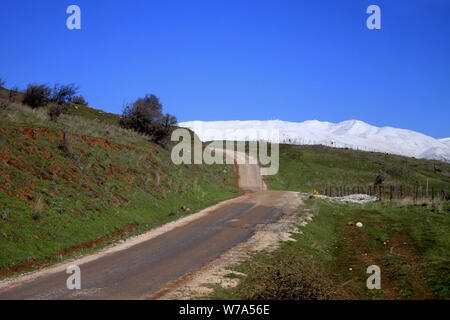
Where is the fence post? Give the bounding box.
[441,190,445,202]
[413,186,417,203]
[432,187,435,202]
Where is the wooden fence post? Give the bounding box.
[413,186,417,203]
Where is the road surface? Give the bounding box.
[0,150,298,299]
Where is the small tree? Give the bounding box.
[120,94,163,133]
[51,83,79,105]
[119,93,177,145]
[23,83,51,109]
[0,77,6,88]
[161,114,177,127]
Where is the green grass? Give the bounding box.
[266,144,450,193]
[211,198,450,300]
[0,97,241,277]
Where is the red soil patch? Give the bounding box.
[70,133,133,151]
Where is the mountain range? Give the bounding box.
[179,120,450,163]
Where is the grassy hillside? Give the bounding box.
[0,93,240,277]
[267,144,450,194]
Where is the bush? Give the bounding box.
[70,95,88,106]
[120,94,162,133]
[119,93,177,145]
[51,83,79,105]
[147,122,172,145]
[161,114,177,127]
[48,104,66,121]
[23,84,51,109]
[8,86,19,103]
[0,77,6,88]
[235,254,336,300]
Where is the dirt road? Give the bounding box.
[0,150,300,300]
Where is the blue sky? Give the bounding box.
[0,0,449,138]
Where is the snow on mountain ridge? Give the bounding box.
[440,138,450,146]
[178,120,450,163]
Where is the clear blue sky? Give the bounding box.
[1,0,449,138]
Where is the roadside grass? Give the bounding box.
[0,101,241,278]
[210,198,450,300]
[266,144,450,193]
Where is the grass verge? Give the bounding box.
[210,198,449,300]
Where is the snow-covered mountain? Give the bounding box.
[178,120,450,163]
[440,138,450,147]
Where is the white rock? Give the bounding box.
[356,222,363,228]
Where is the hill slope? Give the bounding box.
[0,100,240,276]
[267,144,450,193]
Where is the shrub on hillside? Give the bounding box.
[161,113,177,128]
[120,94,162,133]
[70,95,88,106]
[0,77,6,88]
[119,93,177,145]
[51,83,79,105]
[48,104,66,121]
[23,83,51,109]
